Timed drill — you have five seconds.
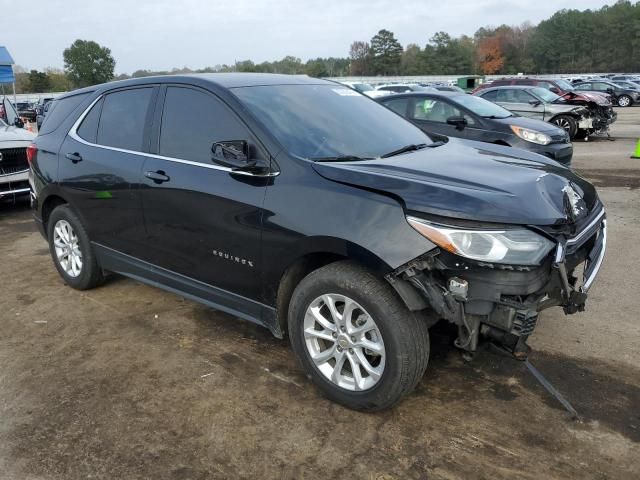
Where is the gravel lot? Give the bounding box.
[1,109,639,480]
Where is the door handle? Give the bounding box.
[144,170,170,184]
[65,152,83,163]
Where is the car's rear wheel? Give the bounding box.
[47,205,104,290]
[288,261,430,411]
[617,95,632,107]
[551,115,578,139]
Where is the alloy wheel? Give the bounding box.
[554,118,571,132]
[618,96,630,107]
[303,293,385,391]
[53,219,83,277]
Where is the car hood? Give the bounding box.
[0,125,36,142]
[562,91,612,106]
[312,139,597,226]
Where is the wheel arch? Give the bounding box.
[40,193,70,236]
[272,238,393,336]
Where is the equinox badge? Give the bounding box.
[212,249,254,267]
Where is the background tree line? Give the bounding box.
[12,1,640,94]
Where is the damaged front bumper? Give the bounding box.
[387,208,607,358]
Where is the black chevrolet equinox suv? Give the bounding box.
[30,74,606,410]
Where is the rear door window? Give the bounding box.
[38,92,90,135]
[158,86,250,164]
[96,88,153,151]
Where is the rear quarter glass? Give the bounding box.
[38,93,91,135]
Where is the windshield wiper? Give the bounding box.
[313,155,372,162]
[380,143,432,158]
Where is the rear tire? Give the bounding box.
[617,95,632,107]
[551,115,578,139]
[288,261,430,411]
[47,205,104,290]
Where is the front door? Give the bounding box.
[139,85,270,304]
[408,97,475,140]
[493,88,546,120]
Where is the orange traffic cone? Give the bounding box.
[632,138,640,159]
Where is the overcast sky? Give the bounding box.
[8,0,612,74]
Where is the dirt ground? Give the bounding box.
[1,108,639,480]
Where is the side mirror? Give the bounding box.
[606,88,614,94]
[446,116,467,131]
[14,118,24,128]
[549,87,560,94]
[211,140,255,169]
[529,100,542,106]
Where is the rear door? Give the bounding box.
[59,86,157,256]
[139,84,270,303]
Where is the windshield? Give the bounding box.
[555,79,574,91]
[531,87,561,103]
[454,94,513,118]
[233,84,431,160]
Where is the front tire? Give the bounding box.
[617,95,632,107]
[47,205,104,290]
[551,115,578,139]
[288,261,430,411]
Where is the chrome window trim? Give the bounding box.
[566,208,605,246]
[68,94,279,178]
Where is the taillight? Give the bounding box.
[26,143,37,166]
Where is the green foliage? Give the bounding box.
[27,70,51,92]
[370,29,403,75]
[422,32,475,74]
[528,1,640,73]
[63,39,116,88]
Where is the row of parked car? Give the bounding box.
[338,74,635,167]
[15,97,55,129]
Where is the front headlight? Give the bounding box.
[510,125,552,145]
[407,216,555,265]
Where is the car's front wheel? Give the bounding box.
[47,204,104,290]
[288,261,430,411]
[617,95,632,107]
[551,114,578,139]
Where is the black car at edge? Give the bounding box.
[378,92,573,165]
[29,74,607,410]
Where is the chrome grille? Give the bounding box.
[0,147,28,173]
